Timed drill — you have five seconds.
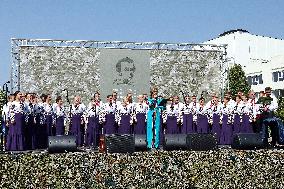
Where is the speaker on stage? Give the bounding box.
[105,134,135,153]
[187,133,218,151]
[48,136,77,153]
[164,134,189,151]
[232,133,264,150]
[134,134,147,151]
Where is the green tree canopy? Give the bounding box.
[227,64,251,98]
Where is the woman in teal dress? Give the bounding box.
[146,87,167,149]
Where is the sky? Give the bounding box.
[1,0,284,86]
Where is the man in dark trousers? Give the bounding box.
[258,87,278,147]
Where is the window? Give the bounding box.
[247,74,263,85]
[272,70,284,82]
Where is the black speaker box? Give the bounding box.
[187,133,218,151]
[134,134,147,151]
[164,134,189,151]
[48,135,77,153]
[105,134,135,153]
[232,133,264,150]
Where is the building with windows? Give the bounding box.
[203,29,284,97]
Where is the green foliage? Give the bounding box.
[276,97,284,121]
[227,64,251,97]
[256,96,273,105]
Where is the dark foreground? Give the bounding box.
[1,148,284,188]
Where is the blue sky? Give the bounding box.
[1,0,284,85]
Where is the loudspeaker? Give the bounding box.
[164,134,189,151]
[134,134,147,151]
[232,133,264,150]
[48,136,77,153]
[105,134,135,153]
[187,133,218,151]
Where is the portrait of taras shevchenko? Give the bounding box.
[113,57,136,86]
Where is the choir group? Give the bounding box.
[1,86,279,151]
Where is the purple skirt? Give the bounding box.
[25,114,37,150]
[56,116,65,135]
[220,115,233,145]
[46,115,53,136]
[6,113,25,151]
[85,116,100,147]
[183,113,194,134]
[166,116,178,134]
[134,113,146,134]
[118,114,131,134]
[69,114,84,146]
[196,115,209,134]
[233,114,241,134]
[36,114,47,149]
[242,114,254,133]
[211,114,221,143]
[104,113,116,135]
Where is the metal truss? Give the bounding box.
[10,38,227,93]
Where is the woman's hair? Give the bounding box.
[223,97,230,102]
[235,95,242,100]
[56,96,62,103]
[14,91,20,97]
[150,86,158,97]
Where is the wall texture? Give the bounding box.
[19,47,222,103]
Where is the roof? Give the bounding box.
[206,29,284,42]
[219,29,249,37]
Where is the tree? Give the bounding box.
[227,64,251,97]
[276,97,284,121]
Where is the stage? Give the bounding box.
[1,148,284,188]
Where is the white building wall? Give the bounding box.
[203,30,284,96]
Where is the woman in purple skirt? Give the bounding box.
[6,91,25,151]
[99,95,117,135]
[190,95,198,133]
[211,98,222,144]
[196,97,209,134]
[242,96,254,133]
[133,95,148,135]
[34,94,46,149]
[220,97,233,145]
[85,97,101,147]
[116,97,132,134]
[180,94,194,134]
[163,97,180,134]
[43,94,54,137]
[24,93,37,150]
[53,96,65,135]
[69,96,86,146]
[206,94,222,142]
[232,95,243,135]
